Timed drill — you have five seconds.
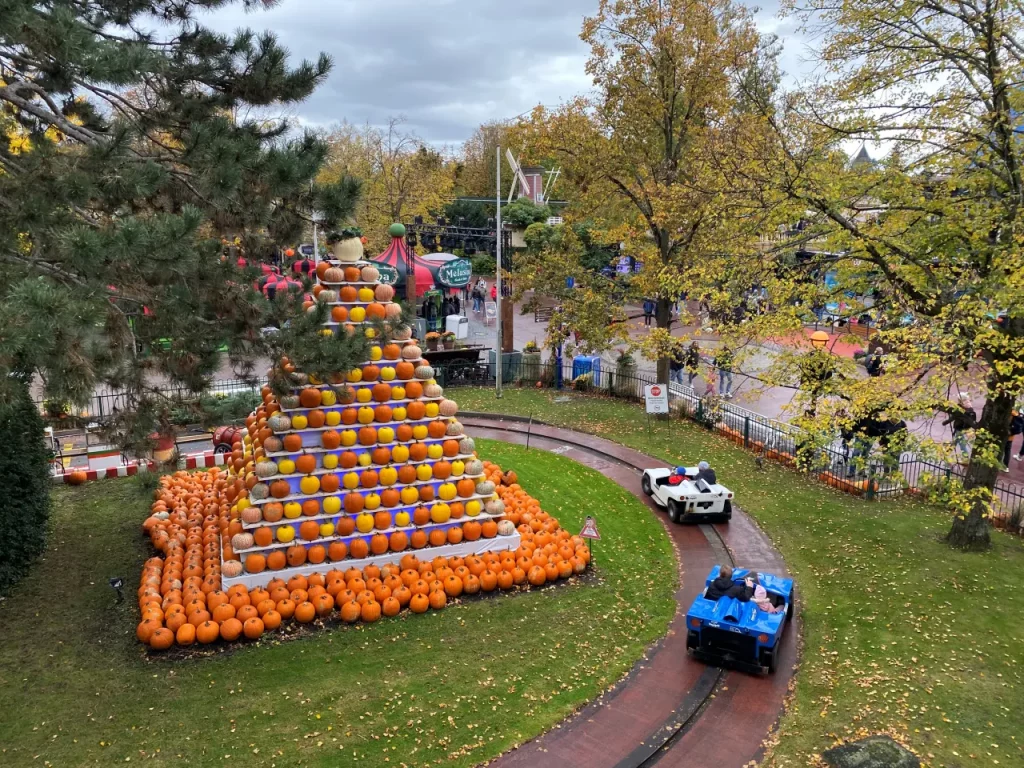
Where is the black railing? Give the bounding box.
[38,361,1024,526]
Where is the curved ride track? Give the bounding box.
[462,414,798,768]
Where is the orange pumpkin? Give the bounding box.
[406,401,426,420]
[349,538,369,559]
[340,600,362,623]
[283,434,303,452]
[372,383,392,403]
[428,421,448,439]
[374,509,392,529]
[433,460,452,480]
[322,430,342,449]
[442,439,460,457]
[358,426,377,446]
[410,530,428,549]
[396,424,414,442]
[219,618,243,641]
[372,446,391,465]
[383,343,401,360]
[331,306,349,323]
[429,590,447,610]
[296,454,317,474]
[344,266,361,281]
[328,541,348,561]
[339,450,358,468]
[405,380,423,399]
[395,361,415,380]
[300,520,320,541]
[341,407,358,425]
[370,533,389,555]
[269,480,290,499]
[389,531,409,551]
[299,388,322,408]
[481,520,498,538]
[428,529,447,547]
[409,592,429,613]
[339,285,358,302]
[336,515,356,535]
[321,473,341,493]
[366,302,386,320]
[362,364,380,382]
[447,526,463,544]
[263,502,284,522]
[397,466,417,485]
[361,600,382,622]
[344,492,365,514]
[456,478,475,497]
[286,545,307,568]
[409,443,428,462]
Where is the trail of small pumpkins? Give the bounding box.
[136,462,590,649]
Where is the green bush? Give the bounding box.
[470,253,496,277]
[0,382,53,594]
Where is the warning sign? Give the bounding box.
[644,384,669,414]
[579,515,601,540]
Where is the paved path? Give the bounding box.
[462,414,796,768]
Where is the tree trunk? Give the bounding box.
[946,390,1013,550]
[655,297,672,384]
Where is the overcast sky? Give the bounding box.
[200,0,816,146]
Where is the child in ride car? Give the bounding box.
[748,573,784,614]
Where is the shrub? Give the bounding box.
[0,382,53,594]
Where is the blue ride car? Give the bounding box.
[685,566,794,674]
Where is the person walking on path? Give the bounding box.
[942,394,977,458]
[715,346,734,398]
[490,282,497,302]
[1004,410,1023,467]
[866,347,884,377]
[669,346,685,386]
[642,298,655,327]
[684,341,701,387]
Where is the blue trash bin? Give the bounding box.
[572,355,602,386]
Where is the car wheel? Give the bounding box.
[641,474,653,496]
[721,500,732,523]
[787,591,795,620]
[668,500,682,523]
[214,443,232,455]
[762,648,777,674]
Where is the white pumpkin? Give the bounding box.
[375,284,394,302]
[263,436,283,453]
[459,437,475,454]
[361,265,380,282]
[280,395,300,410]
[241,507,263,525]
[414,364,434,380]
[402,345,423,360]
[385,303,403,320]
[333,237,364,263]
[464,459,484,476]
[394,326,413,340]
[475,480,496,496]
[438,399,459,417]
[222,560,244,578]
[485,498,505,516]
[231,532,255,551]
[322,266,345,283]
[318,289,339,303]
[254,460,278,478]
[424,383,443,399]
[249,483,270,501]
[497,519,516,536]
[446,421,464,437]
[268,413,292,433]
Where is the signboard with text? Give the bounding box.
[644,384,669,414]
[438,258,472,287]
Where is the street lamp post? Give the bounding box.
[810,330,830,350]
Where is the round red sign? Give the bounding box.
[651,386,661,396]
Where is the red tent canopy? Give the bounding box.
[371,235,444,298]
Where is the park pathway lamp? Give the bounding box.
[810,330,830,350]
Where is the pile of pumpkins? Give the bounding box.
[136,462,590,649]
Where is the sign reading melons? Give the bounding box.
[644,384,669,414]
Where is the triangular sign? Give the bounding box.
[580,516,601,540]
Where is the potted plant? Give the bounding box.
[425,331,441,351]
[522,340,541,382]
[441,331,456,350]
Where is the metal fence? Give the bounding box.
[39,359,1024,524]
[433,358,1024,522]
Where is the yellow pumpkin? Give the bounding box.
[412,425,428,440]
[346,368,363,383]
[369,346,382,361]
[394,510,410,527]
[451,460,465,476]
[357,407,375,424]
[323,496,341,515]
[278,458,296,474]
[325,411,341,427]
[380,366,396,382]
[284,502,303,519]
[356,513,375,533]
[416,464,433,482]
[349,306,366,322]
[300,476,320,495]
[391,406,407,421]
[320,389,337,406]
[430,503,451,524]
[438,483,457,501]
[425,402,439,417]
[341,430,358,447]
[291,414,308,430]
[391,445,410,463]
[378,426,395,443]
[391,386,406,400]
[465,499,481,517]
[379,467,398,485]
[427,444,443,459]
[356,388,372,403]
[343,472,360,490]
[319,521,335,537]
[400,486,419,505]
[364,493,381,510]
[277,525,295,543]
[322,453,339,469]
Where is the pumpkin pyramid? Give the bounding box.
[220,247,517,588]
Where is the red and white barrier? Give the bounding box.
[181,450,228,469]
[52,459,154,484]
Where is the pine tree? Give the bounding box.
[0,0,361,432]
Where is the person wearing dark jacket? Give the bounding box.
[705,565,753,601]
[1004,410,1023,467]
[865,347,884,377]
[695,460,717,486]
[942,395,977,457]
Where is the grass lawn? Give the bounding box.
[456,387,1024,767]
[0,439,675,767]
